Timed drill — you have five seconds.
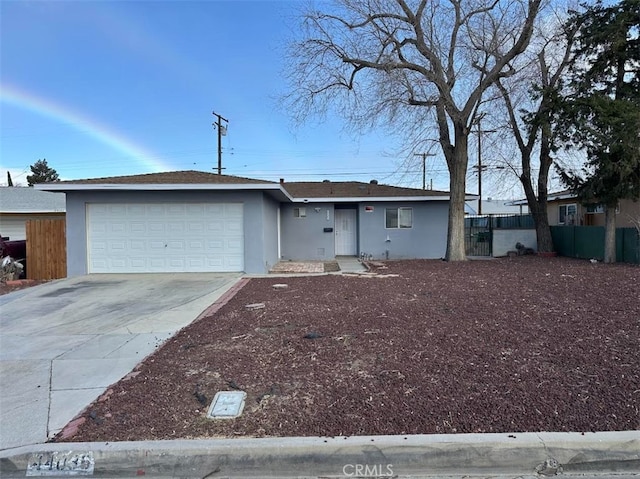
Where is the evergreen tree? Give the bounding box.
[558,0,640,263]
[27,159,60,186]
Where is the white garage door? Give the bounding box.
[87,203,244,273]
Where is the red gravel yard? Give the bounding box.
[58,257,639,442]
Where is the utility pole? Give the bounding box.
[472,115,496,214]
[212,111,228,174]
[414,152,436,189]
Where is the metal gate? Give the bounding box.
[465,216,492,256]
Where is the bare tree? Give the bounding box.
[285,0,543,260]
[493,6,577,253]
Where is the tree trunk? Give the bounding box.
[603,204,617,263]
[445,125,469,261]
[530,200,554,252]
[521,165,554,253]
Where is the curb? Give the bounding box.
[0,431,638,478]
[195,277,251,320]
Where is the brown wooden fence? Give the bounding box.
[26,219,67,280]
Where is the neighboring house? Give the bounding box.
[0,186,66,240]
[37,171,470,276]
[465,198,529,215]
[509,190,639,228]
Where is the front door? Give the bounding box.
[335,209,357,256]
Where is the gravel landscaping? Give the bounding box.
[55,256,639,442]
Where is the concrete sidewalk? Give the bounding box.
[267,257,368,275]
[0,431,638,477]
[0,273,241,451]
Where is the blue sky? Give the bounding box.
[0,1,454,190]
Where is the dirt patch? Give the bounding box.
[56,257,640,442]
[0,279,48,296]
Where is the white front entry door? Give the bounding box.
[335,209,357,256]
[87,203,244,273]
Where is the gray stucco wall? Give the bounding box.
[280,203,335,260]
[358,201,449,260]
[279,200,449,261]
[261,195,280,270]
[65,190,276,276]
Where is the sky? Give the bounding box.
[1,0,502,195]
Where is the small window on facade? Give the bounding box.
[559,204,577,225]
[586,204,605,214]
[385,207,412,229]
[293,207,307,218]
[587,203,620,214]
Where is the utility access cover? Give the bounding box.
[207,390,246,419]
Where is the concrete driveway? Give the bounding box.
[0,273,241,451]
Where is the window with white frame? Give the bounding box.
[559,204,577,225]
[293,207,306,218]
[385,207,412,229]
[586,203,605,214]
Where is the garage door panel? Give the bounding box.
[148,222,165,233]
[166,204,186,215]
[128,205,146,215]
[149,258,165,269]
[146,205,165,215]
[206,204,224,214]
[130,240,145,251]
[109,241,126,251]
[130,258,146,268]
[226,238,243,252]
[88,203,244,273]
[108,205,127,215]
[207,257,223,268]
[110,223,126,233]
[168,221,186,233]
[130,222,146,234]
[147,240,164,249]
[225,203,243,215]
[207,220,224,233]
[167,240,185,251]
[225,257,243,269]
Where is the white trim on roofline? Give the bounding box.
[34,183,472,203]
[35,183,279,191]
[291,195,471,202]
[507,192,575,206]
[1,209,66,214]
[35,182,294,200]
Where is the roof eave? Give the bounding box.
[35,183,295,202]
[290,195,460,202]
[1,209,66,214]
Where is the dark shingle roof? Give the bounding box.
[281,181,449,198]
[46,171,453,199]
[60,171,275,185]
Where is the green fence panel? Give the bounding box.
[550,226,575,256]
[574,226,605,260]
[491,214,535,229]
[552,225,639,264]
[617,228,640,264]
